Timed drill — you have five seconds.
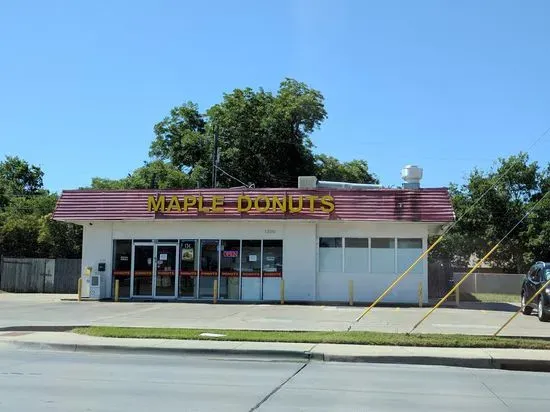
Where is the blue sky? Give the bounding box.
[1,0,549,193]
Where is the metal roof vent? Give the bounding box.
[298,176,318,189]
[401,165,423,189]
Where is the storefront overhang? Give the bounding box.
[53,187,455,224]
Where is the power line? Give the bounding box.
[355,124,550,321]
[409,189,550,333]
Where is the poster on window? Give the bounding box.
[181,242,195,262]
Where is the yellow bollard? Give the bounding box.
[418,281,423,308]
[77,278,82,301]
[348,280,354,306]
[114,279,120,302]
[213,279,218,304]
[455,284,460,307]
[280,279,285,304]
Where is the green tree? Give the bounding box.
[0,156,44,195]
[38,213,82,258]
[0,215,41,257]
[0,156,82,258]
[89,160,194,189]
[433,152,547,273]
[150,78,328,188]
[315,155,379,184]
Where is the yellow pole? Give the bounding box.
[355,236,444,322]
[409,242,500,333]
[418,281,423,308]
[349,280,354,306]
[77,278,82,301]
[114,279,120,302]
[493,278,550,336]
[280,279,285,304]
[213,279,218,304]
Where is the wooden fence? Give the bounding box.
[0,257,82,293]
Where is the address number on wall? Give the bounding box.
[265,229,276,234]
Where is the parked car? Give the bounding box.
[521,261,550,322]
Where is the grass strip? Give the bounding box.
[73,327,550,350]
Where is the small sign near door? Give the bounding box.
[159,253,168,260]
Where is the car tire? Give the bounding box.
[522,293,532,315]
[538,297,550,322]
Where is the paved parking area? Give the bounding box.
[1,293,549,337]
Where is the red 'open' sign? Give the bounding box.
[223,250,239,258]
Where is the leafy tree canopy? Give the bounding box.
[433,152,550,273]
[148,78,374,188]
[0,156,81,258]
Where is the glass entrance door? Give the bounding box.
[155,244,178,298]
[132,244,154,297]
[198,239,219,298]
[131,242,178,299]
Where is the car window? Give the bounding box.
[544,269,550,281]
[530,268,541,282]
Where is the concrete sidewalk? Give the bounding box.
[1,331,550,372]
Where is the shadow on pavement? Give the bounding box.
[430,300,521,312]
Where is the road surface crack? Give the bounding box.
[248,362,309,411]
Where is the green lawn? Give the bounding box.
[73,327,550,350]
[459,292,520,303]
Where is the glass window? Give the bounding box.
[397,238,423,274]
[262,240,283,301]
[241,240,261,300]
[133,244,154,296]
[199,239,219,298]
[371,238,395,273]
[344,238,368,273]
[263,240,283,277]
[179,240,197,297]
[544,269,550,281]
[397,238,423,249]
[220,239,240,299]
[319,237,342,272]
[532,268,542,282]
[113,240,131,298]
[241,240,261,278]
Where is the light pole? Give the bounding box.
[211,126,219,188]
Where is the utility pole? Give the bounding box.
[211,126,219,188]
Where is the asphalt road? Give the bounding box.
[1,294,549,337]
[0,348,548,411]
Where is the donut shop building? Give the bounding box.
[52,177,454,303]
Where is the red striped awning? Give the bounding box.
[53,187,454,223]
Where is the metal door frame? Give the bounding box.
[130,241,179,299]
[154,242,179,300]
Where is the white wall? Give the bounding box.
[81,222,114,299]
[316,222,429,304]
[282,222,316,301]
[80,219,431,303]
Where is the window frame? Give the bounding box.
[344,237,369,274]
[318,237,344,273]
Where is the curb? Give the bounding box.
[0,326,86,332]
[5,340,550,372]
[7,341,310,360]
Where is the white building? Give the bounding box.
[53,171,454,304]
